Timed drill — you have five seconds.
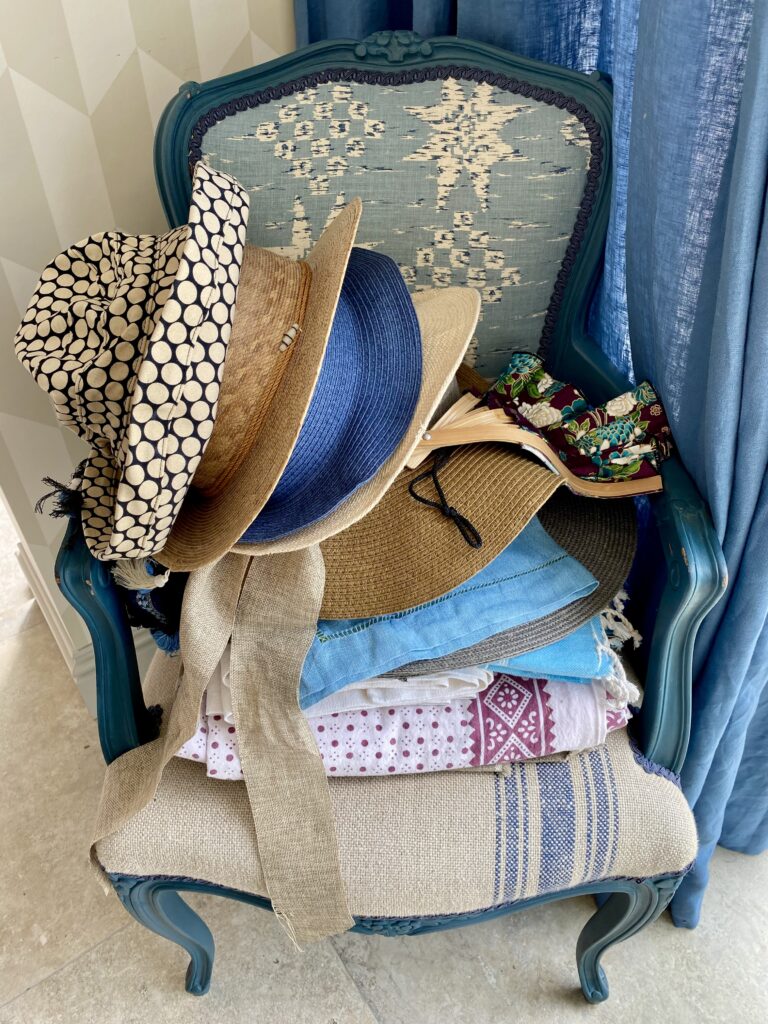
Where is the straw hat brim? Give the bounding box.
[318,443,563,619]
[232,285,482,557]
[158,199,362,571]
[382,491,637,676]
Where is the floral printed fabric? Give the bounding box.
[176,673,632,780]
[484,352,673,483]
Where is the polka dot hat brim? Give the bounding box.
[14,162,250,560]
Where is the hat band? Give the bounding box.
[193,257,312,500]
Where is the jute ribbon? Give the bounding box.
[92,546,351,943]
[229,546,353,944]
[91,554,249,875]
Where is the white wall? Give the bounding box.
[0,0,296,711]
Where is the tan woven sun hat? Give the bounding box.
[231,286,482,556]
[318,443,564,619]
[158,199,362,570]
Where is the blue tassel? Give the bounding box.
[150,628,180,654]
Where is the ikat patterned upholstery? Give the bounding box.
[193,71,598,378]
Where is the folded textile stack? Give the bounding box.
[179,672,633,780]
[17,165,665,946]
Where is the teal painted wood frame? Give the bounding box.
[54,31,727,1002]
[107,868,685,1001]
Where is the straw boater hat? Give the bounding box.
[14,163,249,560]
[160,228,481,569]
[157,195,367,569]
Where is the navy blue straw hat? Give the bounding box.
[240,247,422,543]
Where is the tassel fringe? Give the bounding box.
[111,558,170,591]
[600,590,642,650]
[150,628,180,654]
[597,593,643,710]
[34,464,86,520]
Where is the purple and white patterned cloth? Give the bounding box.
[176,673,632,780]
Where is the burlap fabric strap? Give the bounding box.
[91,547,351,943]
[230,547,352,943]
[91,554,249,872]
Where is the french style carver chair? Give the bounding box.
[55,31,726,1003]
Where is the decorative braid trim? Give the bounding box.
[628,734,682,787]
[187,66,605,357]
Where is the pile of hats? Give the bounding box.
[16,164,670,937]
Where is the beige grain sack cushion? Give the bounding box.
[96,723,696,919]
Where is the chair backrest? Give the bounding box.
[155,30,613,381]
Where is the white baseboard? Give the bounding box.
[16,541,156,717]
[16,539,77,664]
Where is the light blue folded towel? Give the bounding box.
[484,616,610,684]
[300,517,597,709]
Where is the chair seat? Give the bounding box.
[96,728,696,919]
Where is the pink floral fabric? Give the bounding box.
[177,673,633,780]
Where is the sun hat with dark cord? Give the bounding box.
[382,491,637,676]
[318,442,564,619]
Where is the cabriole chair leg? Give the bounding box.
[111,875,215,995]
[575,876,680,1002]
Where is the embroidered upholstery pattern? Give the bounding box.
[188,67,603,376]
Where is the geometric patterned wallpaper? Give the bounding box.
[0,0,295,707]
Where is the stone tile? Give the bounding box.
[0,624,126,1005]
[0,894,377,1024]
[0,598,43,642]
[331,846,768,1024]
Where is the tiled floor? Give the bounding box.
[0,508,766,1023]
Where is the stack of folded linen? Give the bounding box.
[176,513,642,780]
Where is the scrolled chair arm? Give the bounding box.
[55,516,160,764]
[637,454,726,773]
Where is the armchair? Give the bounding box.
[55,31,726,1002]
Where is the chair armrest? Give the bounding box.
[550,328,632,404]
[555,329,727,771]
[637,456,727,773]
[55,517,159,764]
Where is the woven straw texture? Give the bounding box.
[232,286,480,557]
[96,726,697,919]
[319,444,562,618]
[387,491,636,676]
[159,199,361,571]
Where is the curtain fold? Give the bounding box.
[293,0,768,925]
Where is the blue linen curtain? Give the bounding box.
[294,0,768,926]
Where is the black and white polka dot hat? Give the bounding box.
[14,163,249,560]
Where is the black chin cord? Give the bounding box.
[407,449,483,549]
